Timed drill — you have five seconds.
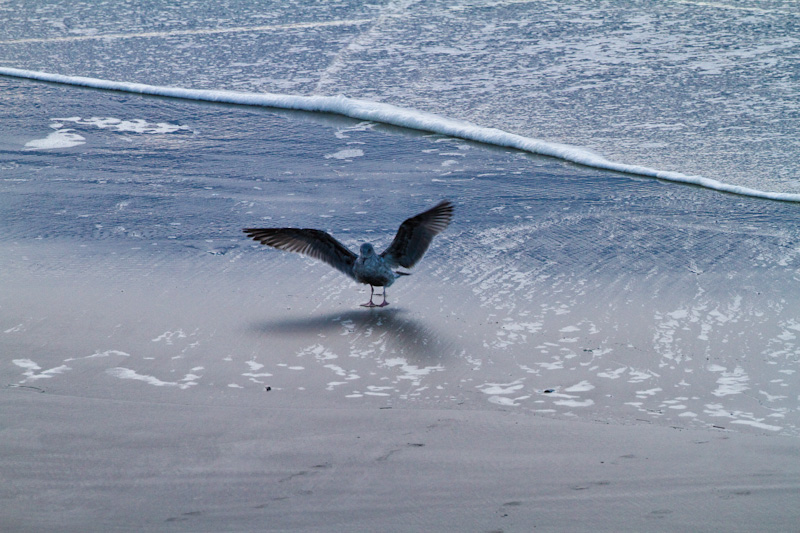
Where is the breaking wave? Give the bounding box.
[3,66,798,203]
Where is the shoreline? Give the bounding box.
[4,67,800,203]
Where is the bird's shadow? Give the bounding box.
[248,307,458,362]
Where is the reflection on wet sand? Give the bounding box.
[249,307,461,363]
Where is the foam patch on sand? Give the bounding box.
[24,128,85,150]
[106,367,198,389]
[13,358,71,381]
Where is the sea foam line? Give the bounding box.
[0,20,372,45]
[2,66,798,203]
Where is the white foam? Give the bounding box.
[3,67,799,202]
[242,370,272,380]
[597,367,626,379]
[553,399,595,408]
[0,19,372,45]
[564,380,595,392]
[152,329,187,344]
[24,128,85,150]
[325,148,364,160]
[106,367,196,389]
[488,395,528,406]
[731,420,782,432]
[383,357,443,386]
[711,365,750,397]
[478,378,525,396]
[55,116,189,134]
[13,359,70,381]
[64,349,130,362]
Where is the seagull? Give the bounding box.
[243,200,454,307]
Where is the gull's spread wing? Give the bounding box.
[243,228,357,279]
[380,200,454,269]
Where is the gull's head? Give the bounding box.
[360,243,375,257]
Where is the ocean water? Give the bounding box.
[2,0,800,438]
[1,0,798,196]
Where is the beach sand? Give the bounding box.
[2,78,799,531]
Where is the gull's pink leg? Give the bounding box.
[378,288,389,307]
[361,285,378,307]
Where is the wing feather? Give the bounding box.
[243,228,357,279]
[380,200,454,269]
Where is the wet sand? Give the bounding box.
[4,388,800,532]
